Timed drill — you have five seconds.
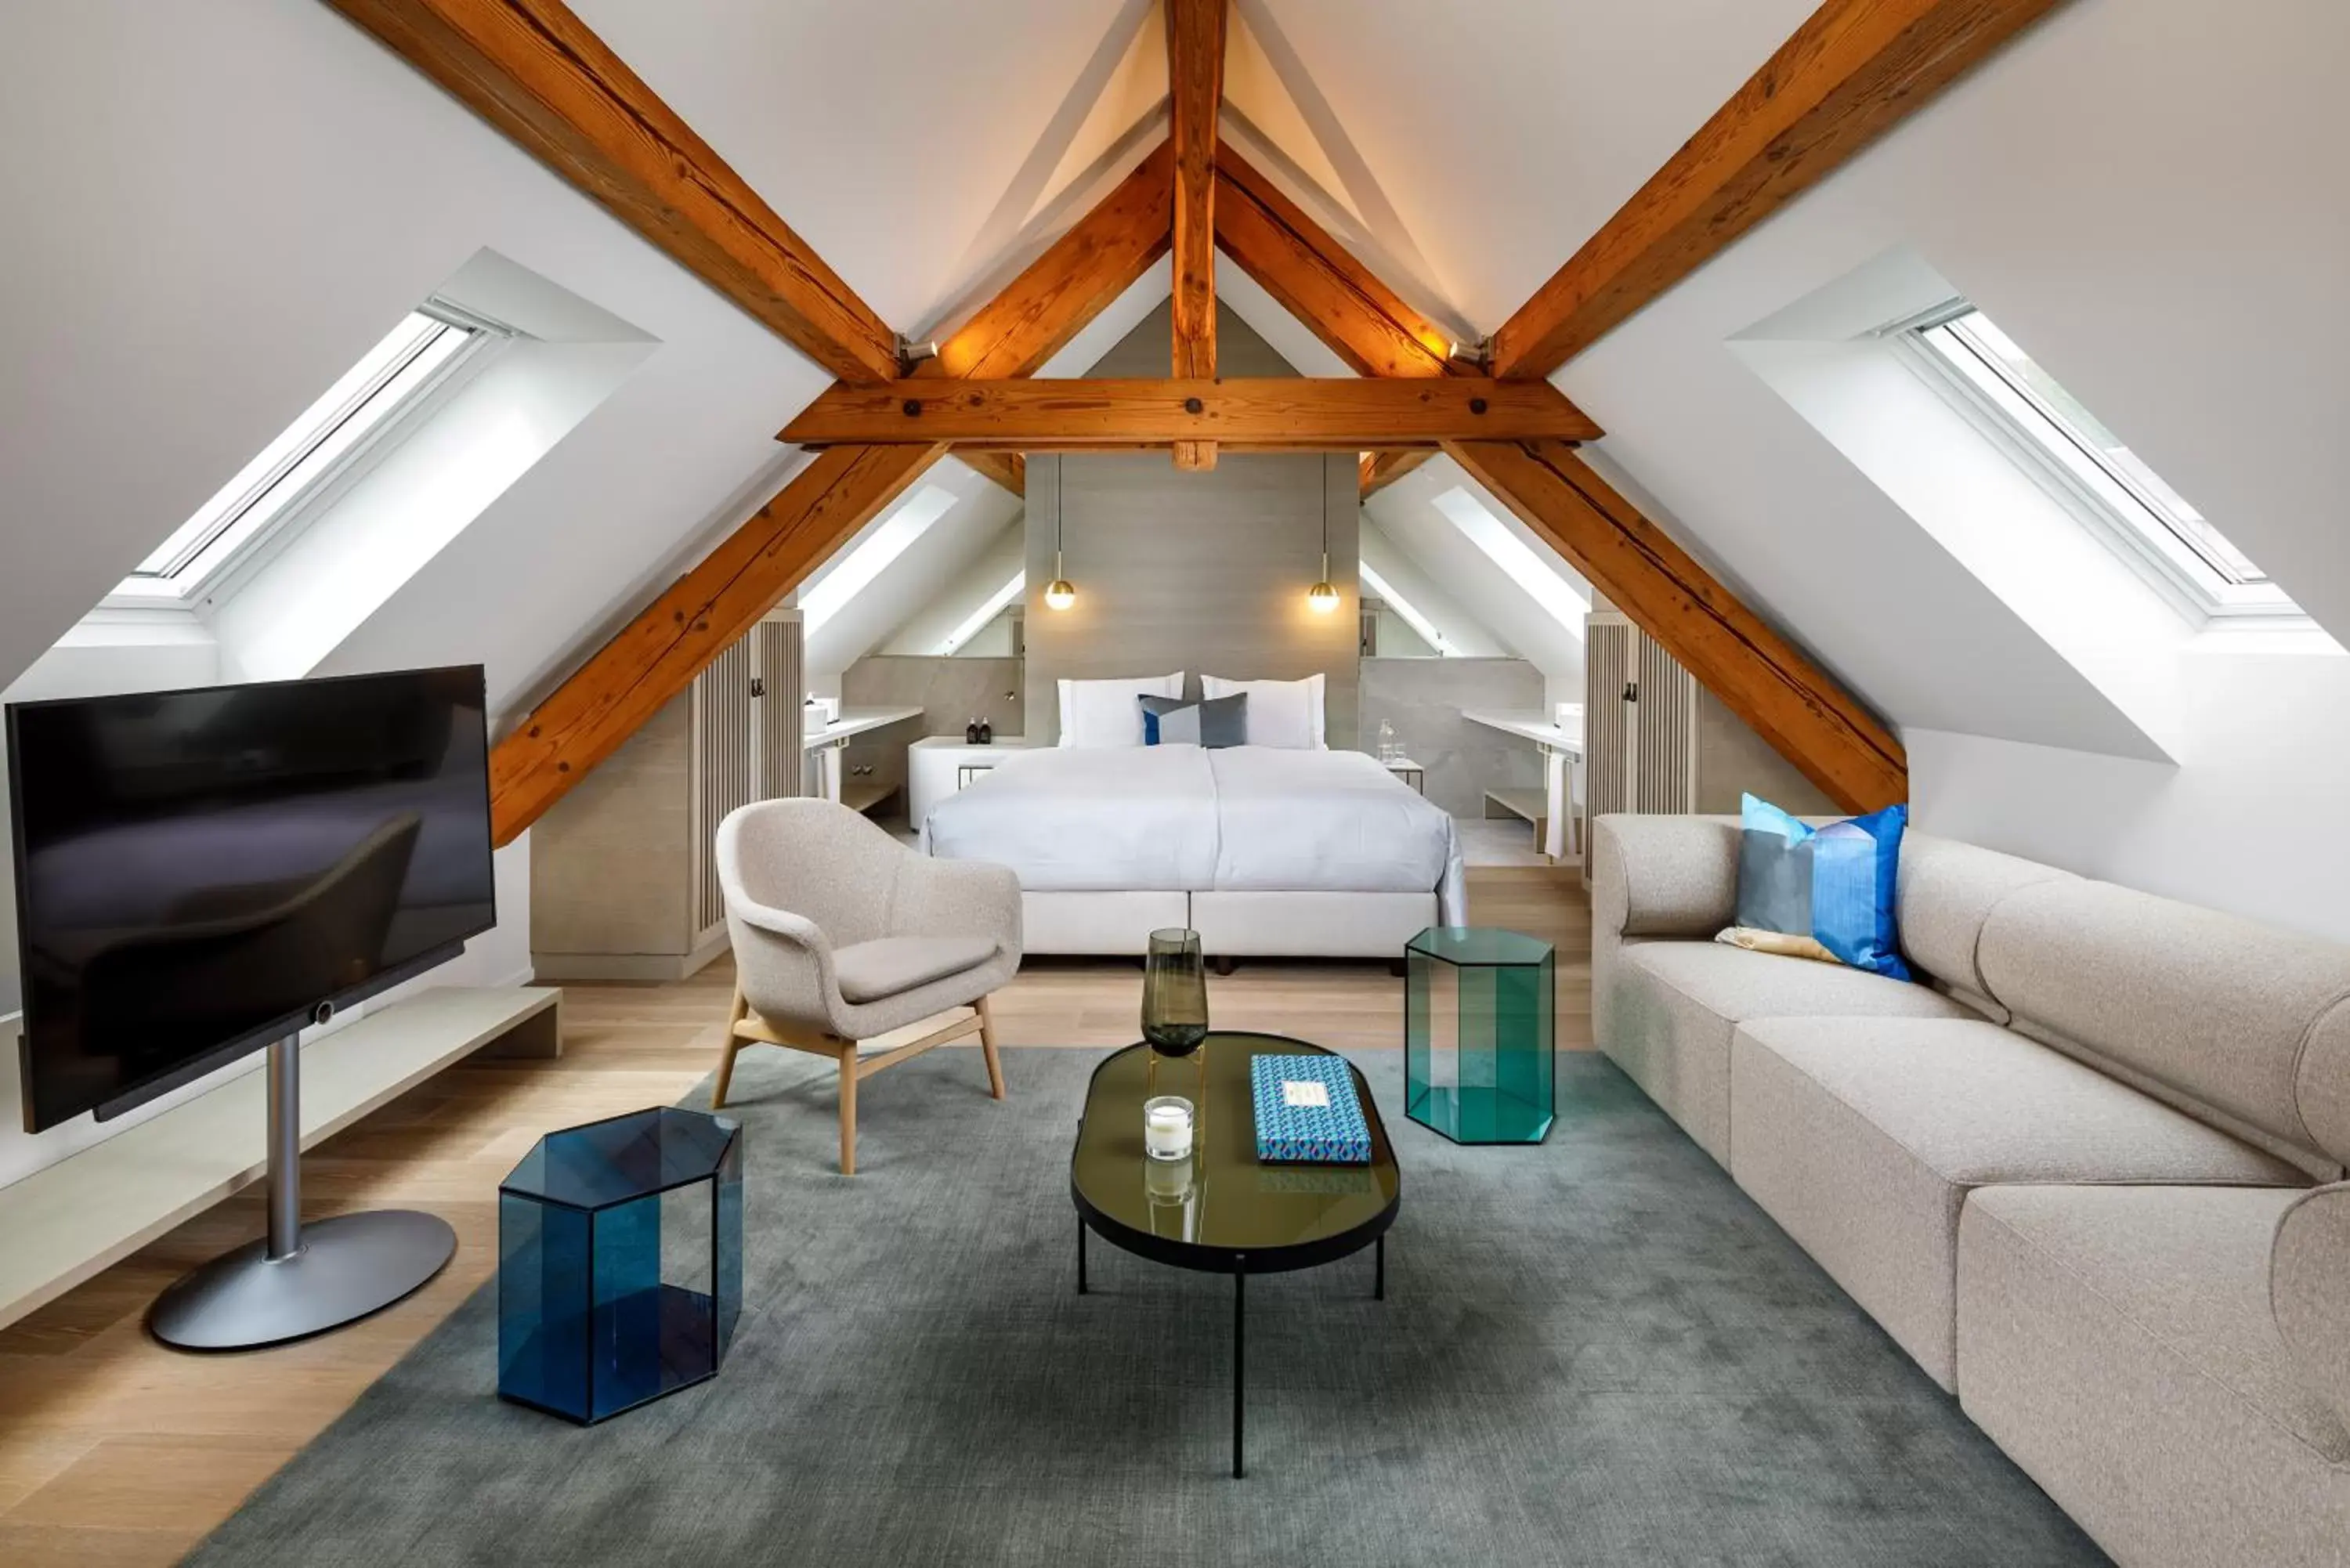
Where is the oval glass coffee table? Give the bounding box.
[1069,1032,1400,1477]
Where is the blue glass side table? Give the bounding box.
[1405,927,1555,1143]
[498,1107,743,1424]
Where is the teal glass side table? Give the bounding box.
[1405,927,1555,1143]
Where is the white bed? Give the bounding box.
[922,745,1465,957]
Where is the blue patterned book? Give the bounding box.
[1250,1054,1372,1165]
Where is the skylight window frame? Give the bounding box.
[795,483,961,638]
[934,569,1025,655]
[1890,301,2295,623]
[1429,485,1590,640]
[1358,560,1453,656]
[107,302,504,612]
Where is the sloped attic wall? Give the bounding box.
[1267,0,2350,939]
[0,2,834,717]
[0,2,815,1177]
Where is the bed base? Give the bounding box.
[1020,891,1437,959]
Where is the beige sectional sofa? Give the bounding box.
[1592,814,2350,1568]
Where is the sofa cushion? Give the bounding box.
[1978,876,2350,1179]
[1607,941,1973,1164]
[1959,1185,2350,1568]
[1730,1017,2304,1389]
[833,935,999,1004]
[1893,833,2077,1021]
[2272,1183,2350,1433]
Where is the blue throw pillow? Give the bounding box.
[1723,793,1911,981]
[1138,692,1246,746]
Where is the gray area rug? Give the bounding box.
[186,1048,2106,1567]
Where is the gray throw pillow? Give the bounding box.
[1138,692,1247,747]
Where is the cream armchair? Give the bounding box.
[711,798,1021,1173]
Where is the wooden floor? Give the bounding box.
[0,865,1588,1566]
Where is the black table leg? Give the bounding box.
[1077,1218,1088,1295]
[1232,1259,1246,1479]
[1375,1234,1385,1301]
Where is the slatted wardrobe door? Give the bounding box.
[1583,611,1704,872]
[755,612,805,800]
[1584,615,1633,873]
[690,632,759,945]
[1632,630,1701,814]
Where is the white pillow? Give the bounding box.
[1058,673,1184,746]
[1202,674,1325,749]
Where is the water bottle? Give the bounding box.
[1377,719,1397,762]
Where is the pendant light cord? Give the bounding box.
[1316,484,1335,583]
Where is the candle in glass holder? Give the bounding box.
[1143,1096,1193,1161]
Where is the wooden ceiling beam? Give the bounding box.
[1359,450,1432,498]
[1446,439,1905,812]
[926,142,1175,383]
[326,0,902,384]
[955,450,1027,494]
[488,443,945,844]
[925,139,1174,500]
[488,146,1179,839]
[1491,0,2070,380]
[1213,142,1457,381]
[783,378,1602,451]
[1166,0,1227,470]
[1209,140,1603,500]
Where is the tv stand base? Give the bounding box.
[149,1207,455,1349]
[148,1033,455,1350]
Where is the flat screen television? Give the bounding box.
[8,665,495,1133]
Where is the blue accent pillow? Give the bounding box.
[1138,693,1246,746]
[1727,793,1911,980]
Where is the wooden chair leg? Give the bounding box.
[712,1035,743,1111]
[713,985,750,1110]
[977,995,1006,1100]
[837,1043,859,1176]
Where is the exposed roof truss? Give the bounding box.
[331,0,2070,829]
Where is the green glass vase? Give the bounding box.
[1141,927,1209,1057]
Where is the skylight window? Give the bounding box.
[1906,305,2292,618]
[1430,486,1589,637]
[116,308,491,605]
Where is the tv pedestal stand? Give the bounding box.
[148,1033,456,1350]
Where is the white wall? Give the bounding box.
[1910,638,2350,942]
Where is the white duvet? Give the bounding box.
[922,745,1466,922]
